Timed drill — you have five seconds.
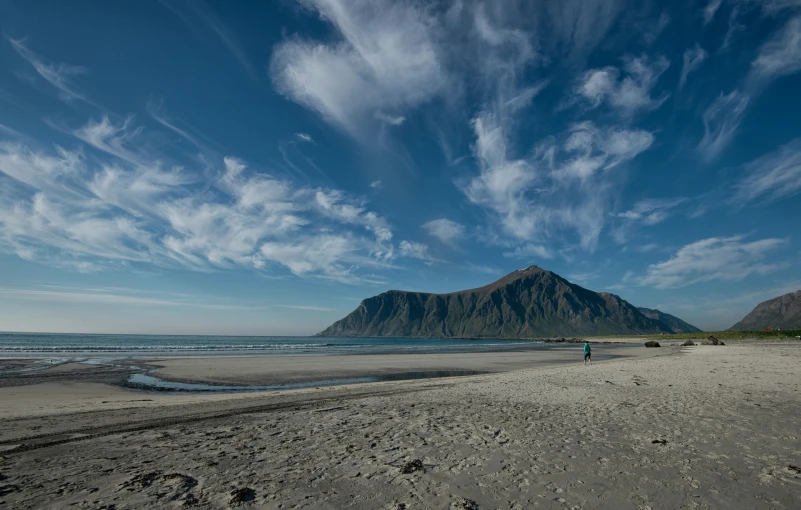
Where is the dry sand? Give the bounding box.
[1,343,800,509]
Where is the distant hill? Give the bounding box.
[637,307,702,334]
[729,290,801,330]
[318,265,678,338]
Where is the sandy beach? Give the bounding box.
[1,341,800,509]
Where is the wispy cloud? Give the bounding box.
[698,15,801,160]
[733,137,801,203]
[577,55,670,116]
[697,90,750,161]
[611,197,687,244]
[638,235,788,289]
[8,38,94,105]
[463,116,654,251]
[274,304,336,311]
[0,116,421,283]
[679,45,707,89]
[159,0,259,80]
[702,0,723,25]
[750,16,801,81]
[0,286,260,310]
[422,219,466,246]
[503,243,554,260]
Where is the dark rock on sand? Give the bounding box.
[452,497,479,509]
[682,340,696,346]
[651,439,668,445]
[122,472,161,489]
[0,485,20,496]
[401,459,424,474]
[705,336,722,345]
[229,487,256,505]
[645,341,661,348]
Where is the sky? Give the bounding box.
[1,0,801,335]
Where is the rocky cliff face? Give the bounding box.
[729,290,801,330]
[637,307,702,334]
[318,266,678,337]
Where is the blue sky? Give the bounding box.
[1,0,801,335]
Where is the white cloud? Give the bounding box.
[270,0,446,138]
[733,137,801,203]
[577,55,670,116]
[296,133,314,143]
[399,240,431,260]
[422,218,466,245]
[463,115,654,251]
[679,45,707,89]
[0,116,412,282]
[639,235,788,289]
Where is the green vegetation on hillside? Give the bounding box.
[637,330,801,340]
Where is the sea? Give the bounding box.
[0,332,547,359]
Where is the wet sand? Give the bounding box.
[0,342,800,508]
[145,343,659,385]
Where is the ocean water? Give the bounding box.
[0,332,545,358]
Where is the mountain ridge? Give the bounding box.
[637,307,702,334]
[729,290,801,330]
[318,265,697,337]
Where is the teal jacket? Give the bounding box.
[583,343,591,355]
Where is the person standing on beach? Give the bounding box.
[583,342,592,365]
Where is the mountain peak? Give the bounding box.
[317,266,696,338]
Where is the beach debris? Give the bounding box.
[789,465,801,474]
[229,487,256,505]
[451,497,479,509]
[400,459,424,474]
[644,341,661,348]
[705,336,724,346]
[651,439,668,445]
[682,340,696,346]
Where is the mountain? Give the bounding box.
[729,290,801,330]
[318,265,677,338]
[636,307,702,334]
